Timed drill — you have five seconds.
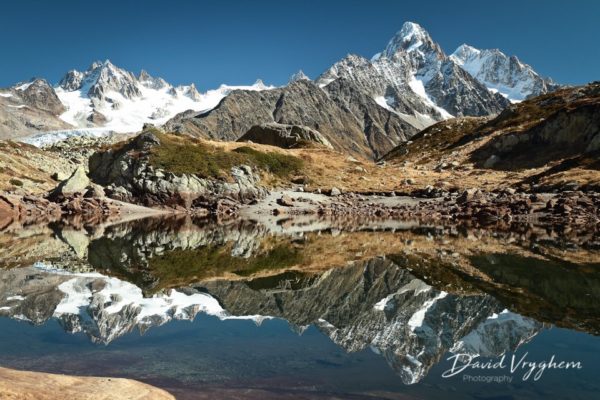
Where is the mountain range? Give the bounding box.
[0,22,559,159]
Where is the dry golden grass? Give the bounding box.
[0,141,74,194]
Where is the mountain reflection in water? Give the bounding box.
[0,215,598,391]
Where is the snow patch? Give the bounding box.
[408,291,448,331]
[15,82,33,91]
[408,75,453,119]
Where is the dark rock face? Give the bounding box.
[164,80,418,159]
[425,60,509,116]
[324,78,420,157]
[19,79,66,115]
[471,83,600,170]
[86,110,108,125]
[238,122,332,149]
[0,79,71,139]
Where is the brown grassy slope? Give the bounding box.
[0,141,75,194]
[382,82,600,191]
[114,131,409,192]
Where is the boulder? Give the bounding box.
[277,195,294,207]
[84,183,106,198]
[238,122,333,149]
[457,188,485,204]
[53,166,90,196]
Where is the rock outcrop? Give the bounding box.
[0,193,62,227]
[89,132,269,211]
[472,83,600,169]
[17,79,66,115]
[238,122,333,149]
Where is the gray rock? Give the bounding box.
[483,154,500,168]
[276,195,294,207]
[238,122,333,149]
[163,80,418,160]
[54,166,90,196]
[89,133,268,208]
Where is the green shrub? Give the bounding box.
[9,178,23,187]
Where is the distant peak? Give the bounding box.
[253,79,267,88]
[455,44,480,55]
[381,21,441,59]
[450,44,481,64]
[139,69,151,79]
[288,70,310,84]
[399,21,426,38]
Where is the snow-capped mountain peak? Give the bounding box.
[58,59,141,101]
[450,44,560,101]
[52,60,275,136]
[381,21,444,59]
[316,21,508,128]
[288,70,310,84]
[451,44,480,61]
[138,69,170,90]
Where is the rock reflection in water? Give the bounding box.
[0,215,598,384]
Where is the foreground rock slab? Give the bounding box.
[0,366,174,400]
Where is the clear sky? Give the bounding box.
[0,0,598,89]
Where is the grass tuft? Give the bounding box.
[148,133,304,179]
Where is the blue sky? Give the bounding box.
[0,0,597,89]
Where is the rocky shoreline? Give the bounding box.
[249,188,600,236]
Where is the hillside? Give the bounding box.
[383,82,600,191]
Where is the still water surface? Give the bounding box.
[0,216,598,399]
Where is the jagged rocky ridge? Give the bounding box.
[164,79,418,159]
[2,22,558,158]
[55,60,272,133]
[165,23,536,158]
[317,22,510,119]
[165,22,556,159]
[450,44,560,101]
[0,60,273,143]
